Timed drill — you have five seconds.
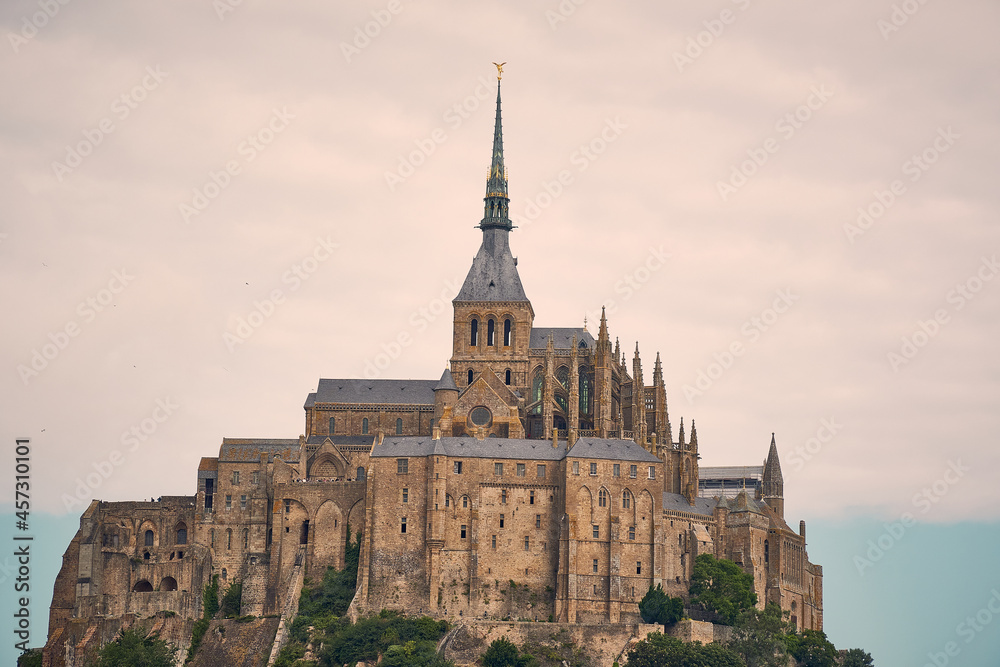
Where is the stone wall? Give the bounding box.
[440,620,660,667]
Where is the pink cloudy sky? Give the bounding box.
[2,0,998,527]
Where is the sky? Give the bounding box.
[1,1,998,665]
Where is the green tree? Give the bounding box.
[638,584,685,626]
[482,636,536,667]
[842,648,875,667]
[380,639,455,667]
[220,579,242,617]
[726,603,795,667]
[93,627,175,667]
[626,632,743,667]
[17,650,42,667]
[787,629,837,667]
[689,554,757,625]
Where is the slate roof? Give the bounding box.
[455,228,529,302]
[305,435,375,448]
[220,438,300,463]
[699,466,763,480]
[434,369,458,392]
[312,379,437,405]
[371,436,567,460]
[529,327,596,350]
[662,492,717,517]
[566,438,661,463]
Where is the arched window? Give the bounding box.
[160,576,177,592]
[176,524,187,545]
[557,366,569,388]
[357,466,366,480]
[579,371,590,413]
[396,418,403,435]
[622,491,631,509]
[329,416,335,434]
[226,528,232,550]
[144,530,154,547]
[505,369,511,385]
[531,374,543,414]
[470,318,479,346]
[503,318,512,346]
[362,418,369,434]
[468,369,474,385]
[487,319,496,346]
[598,489,608,507]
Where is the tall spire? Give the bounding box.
[455,65,528,304]
[762,433,785,518]
[480,76,511,232]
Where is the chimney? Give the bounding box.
[799,520,806,539]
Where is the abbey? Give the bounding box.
[42,75,822,666]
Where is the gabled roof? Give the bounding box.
[529,327,596,350]
[220,438,300,463]
[567,438,661,463]
[313,379,437,405]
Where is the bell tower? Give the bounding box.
[451,65,533,395]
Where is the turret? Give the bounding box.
[762,433,784,518]
[433,369,459,435]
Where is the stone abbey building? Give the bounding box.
[43,75,823,665]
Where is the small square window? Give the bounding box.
[501,489,507,504]
[636,561,642,575]
[397,458,409,474]
[613,464,620,477]
[529,490,535,505]
[537,464,546,478]
[535,514,541,528]
[500,514,505,528]
[252,471,259,485]
[494,462,504,476]
[648,466,656,479]
[492,535,497,549]
[517,463,526,477]
[461,525,467,539]
[284,499,290,513]
[629,526,635,540]
[402,488,409,503]
[401,517,407,533]
[592,558,598,573]
[462,496,469,508]
[590,462,597,476]
[524,536,530,551]
[630,465,637,479]
[572,461,580,475]
[225,495,232,511]
[592,524,599,539]
[240,495,247,510]
[232,471,240,485]
[454,461,463,474]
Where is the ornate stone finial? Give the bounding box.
[583,315,588,331]
[492,61,506,80]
